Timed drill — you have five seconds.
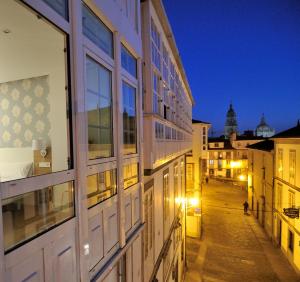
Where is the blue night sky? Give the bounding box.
[163,0,300,136]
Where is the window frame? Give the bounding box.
[0,0,74,199]
[121,44,137,79]
[82,3,114,59]
[122,80,138,155]
[84,49,117,166]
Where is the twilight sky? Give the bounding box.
[163,0,300,136]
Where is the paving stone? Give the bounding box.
[185,180,300,282]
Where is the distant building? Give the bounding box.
[255,114,275,137]
[247,140,274,239]
[208,133,263,180]
[186,119,211,238]
[224,103,238,138]
[272,121,300,272]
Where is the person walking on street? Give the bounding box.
[243,200,249,214]
[205,176,209,184]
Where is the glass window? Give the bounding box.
[82,4,113,58]
[276,184,282,209]
[0,0,71,182]
[123,163,138,189]
[289,150,296,185]
[122,82,137,155]
[86,57,113,160]
[41,0,69,20]
[151,19,161,70]
[121,45,137,78]
[278,149,283,178]
[87,169,117,208]
[163,172,170,239]
[2,181,74,252]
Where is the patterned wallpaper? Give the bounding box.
[0,76,50,148]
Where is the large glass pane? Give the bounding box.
[122,82,137,155]
[82,4,113,58]
[87,169,117,208]
[121,45,137,78]
[41,0,69,20]
[86,57,113,159]
[0,0,71,182]
[123,163,138,189]
[2,181,75,252]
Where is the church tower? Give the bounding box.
[224,103,238,138]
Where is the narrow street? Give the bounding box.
[185,180,300,282]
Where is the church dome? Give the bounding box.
[256,114,275,137]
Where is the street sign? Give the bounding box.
[283,208,299,219]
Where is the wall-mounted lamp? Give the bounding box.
[32,139,47,158]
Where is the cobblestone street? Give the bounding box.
[185,180,300,282]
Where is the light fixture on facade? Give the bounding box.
[2,29,11,34]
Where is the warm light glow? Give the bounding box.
[189,197,199,207]
[239,175,246,181]
[175,197,200,208]
[230,161,242,168]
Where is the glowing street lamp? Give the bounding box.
[239,174,246,181]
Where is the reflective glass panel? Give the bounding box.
[0,0,71,182]
[2,181,75,252]
[41,0,69,20]
[82,4,113,58]
[123,163,138,189]
[122,82,137,155]
[86,57,113,159]
[87,169,117,208]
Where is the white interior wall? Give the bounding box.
[0,0,68,172]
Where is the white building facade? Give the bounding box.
[141,0,194,281]
[0,0,144,281]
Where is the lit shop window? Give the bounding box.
[42,0,69,20]
[87,169,117,208]
[123,163,138,189]
[86,57,113,160]
[121,45,137,78]
[82,4,113,58]
[2,181,75,252]
[123,82,137,154]
[0,0,71,182]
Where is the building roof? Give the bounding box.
[236,136,264,141]
[192,119,211,124]
[208,138,234,150]
[272,121,300,138]
[247,140,274,152]
[208,137,225,143]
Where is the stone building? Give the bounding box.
[255,114,275,137]
[247,140,274,239]
[224,103,238,138]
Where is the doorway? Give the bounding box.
[277,218,282,247]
